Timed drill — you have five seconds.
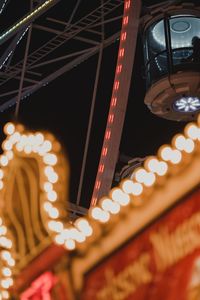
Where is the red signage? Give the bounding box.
[81,188,200,300]
[20,271,70,300]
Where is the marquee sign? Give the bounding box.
[1,115,200,300]
[80,187,200,300]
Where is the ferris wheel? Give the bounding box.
[0,0,200,220]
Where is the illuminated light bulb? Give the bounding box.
[42,140,52,152]
[54,234,65,245]
[43,201,52,212]
[43,182,53,192]
[74,219,93,237]
[65,239,76,250]
[47,190,57,202]
[27,134,35,145]
[0,170,4,179]
[170,150,182,164]
[0,156,8,167]
[174,135,186,150]
[24,144,32,154]
[43,154,57,166]
[3,123,15,135]
[0,237,12,249]
[47,172,58,184]
[156,161,168,176]
[184,139,195,153]
[0,226,7,235]
[44,166,54,177]
[1,291,9,299]
[48,207,59,219]
[146,158,159,172]
[1,251,11,261]
[132,182,143,196]
[101,198,120,214]
[91,207,110,222]
[121,180,143,196]
[35,133,44,145]
[121,179,135,193]
[2,141,12,151]
[185,123,199,140]
[69,228,86,243]
[60,229,71,239]
[1,278,13,289]
[47,220,63,233]
[134,168,147,183]
[1,279,9,289]
[0,181,4,190]
[160,146,172,161]
[2,267,11,277]
[5,151,13,160]
[143,172,156,187]
[7,258,15,267]
[20,135,27,146]
[110,188,130,206]
[16,142,23,152]
[10,132,21,144]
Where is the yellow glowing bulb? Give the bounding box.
[43,154,57,166]
[3,123,15,135]
[74,218,93,237]
[2,267,11,277]
[42,140,52,152]
[1,251,11,261]
[184,139,195,153]
[24,144,32,154]
[157,161,168,176]
[143,172,156,187]
[5,151,13,160]
[43,182,53,192]
[1,290,9,299]
[48,207,59,219]
[185,123,199,140]
[7,258,15,267]
[35,133,44,145]
[110,188,130,206]
[134,168,147,183]
[91,207,110,223]
[0,156,8,167]
[170,150,182,164]
[2,141,12,151]
[54,234,65,245]
[160,146,172,161]
[65,239,76,250]
[47,220,63,233]
[47,190,57,202]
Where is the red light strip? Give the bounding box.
[91,0,141,206]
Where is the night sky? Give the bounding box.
[0,0,188,208]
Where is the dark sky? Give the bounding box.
[0,0,187,208]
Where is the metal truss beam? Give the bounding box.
[0,31,120,111]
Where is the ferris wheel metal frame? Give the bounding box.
[0,0,178,219]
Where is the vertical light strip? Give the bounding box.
[91,0,142,206]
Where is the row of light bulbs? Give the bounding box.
[0,216,15,299]
[1,116,200,297]
[57,116,200,250]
